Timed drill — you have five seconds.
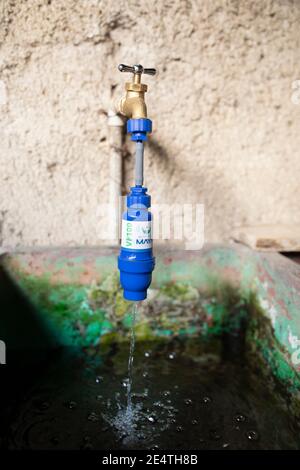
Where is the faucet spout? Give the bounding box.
[118,83,148,119]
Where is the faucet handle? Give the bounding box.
[118,64,156,76]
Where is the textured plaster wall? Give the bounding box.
[0,0,299,247]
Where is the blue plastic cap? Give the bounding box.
[118,251,155,301]
[127,118,152,141]
[127,186,151,208]
[124,289,147,301]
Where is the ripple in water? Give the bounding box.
[7,333,300,450]
[246,430,259,441]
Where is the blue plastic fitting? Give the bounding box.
[118,186,155,301]
[127,118,152,141]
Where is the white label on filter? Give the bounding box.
[121,220,152,249]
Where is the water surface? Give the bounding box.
[3,339,300,450]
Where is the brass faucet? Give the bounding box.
[118,64,156,119]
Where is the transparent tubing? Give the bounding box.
[135,141,144,186]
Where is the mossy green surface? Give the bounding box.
[245,295,300,395]
[8,268,300,400]
[14,272,250,345]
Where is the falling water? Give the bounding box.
[104,302,178,446]
[127,301,138,412]
[106,301,140,444]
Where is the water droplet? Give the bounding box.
[87,412,100,422]
[176,426,183,432]
[150,445,159,450]
[192,419,198,425]
[174,385,179,389]
[209,429,222,441]
[222,442,230,448]
[184,398,193,405]
[246,430,259,441]
[96,395,102,401]
[121,379,129,388]
[138,433,146,440]
[95,375,103,384]
[142,371,149,378]
[154,401,163,408]
[144,351,151,358]
[235,414,246,423]
[202,396,212,404]
[163,390,170,397]
[64,400,77,410]
[147,415,156,423]
[168,353,176,360]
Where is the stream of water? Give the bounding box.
[105,302,142,445]
[126,302,137,413]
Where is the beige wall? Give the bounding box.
[0,0,299,247]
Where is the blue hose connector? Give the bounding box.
[127,118,152,141]
[118,186,155,301]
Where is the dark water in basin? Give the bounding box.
[2,339,300,450]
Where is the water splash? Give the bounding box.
[103,302,140,445]
[110,401,142,445]
[127,302,138,412]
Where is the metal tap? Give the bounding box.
[118,64,156,119]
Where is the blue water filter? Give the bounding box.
[118,185,155,301]
[117,63,157,301]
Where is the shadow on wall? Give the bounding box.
[145,137,242,240]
